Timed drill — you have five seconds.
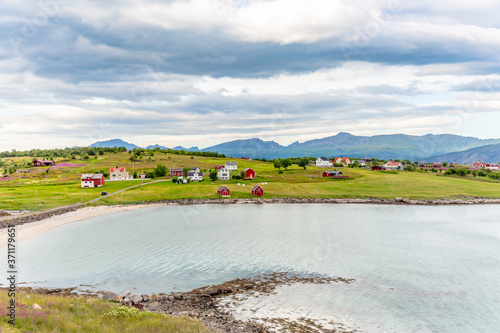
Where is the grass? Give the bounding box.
[1,152,499,211]
[0,290,210,333]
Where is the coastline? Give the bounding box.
[1,196,500,245]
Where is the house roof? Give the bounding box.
[187,171,197,176]
[324,170,343,175]
[244,168,254,172]
[81,173,103,179]
[385,161,402,166]
[225,162,238,166]
[318,156,330,161]
[110,167,126,172]
[252,185,262,191]
[171,168,183,172]
[190,167,199,170]
[335,157,350,162]
[218,186,229,191]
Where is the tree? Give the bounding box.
[442,161,448,167]
[273,159,282,170]
[133,171,138,179]
[282,158,292,170]
[83,154,89,160]
[471,170,478,177]
[154,164,167,177]
[297,158,309,170]
[172,177,178,183]
[183,166,190,177]
[209,171,217,181]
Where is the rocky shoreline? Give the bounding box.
[9,272,356,333]
[2,196,500,230]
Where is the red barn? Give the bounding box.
[214,165,224,170]
[252,185,264,197]
[81,173,105,188]
[217,186,230,197]
[33,159,55,167]
[243,168,255,180]
[171,168,184,176]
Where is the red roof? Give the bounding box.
[110,167,126,172]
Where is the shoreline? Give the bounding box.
[5,272,356,333]
[2,196,500,244]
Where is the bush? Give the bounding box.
[172,177,178,183]
[83,154,89,160]
[456,168,467,177]
[154,164,167,177]
[209,171,217,181]
[478,171,487,177]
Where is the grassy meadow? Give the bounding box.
[1,151,499,211]
[0,290,210,333]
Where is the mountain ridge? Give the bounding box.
[88,133,500,161]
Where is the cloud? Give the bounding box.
[1,0,500,150]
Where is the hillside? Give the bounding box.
[425,143,500,164]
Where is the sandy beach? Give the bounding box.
[0,204,160,248]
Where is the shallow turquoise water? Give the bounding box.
[6,204,500,332]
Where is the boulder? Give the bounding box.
[102,291,118,301]
[395,197,403,202]
[402,198,412,204]
[130,293,142,305]
[121,297,132,306]
[141,294,150,302]
[32,303,42,310]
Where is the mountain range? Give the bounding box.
[88,133,500,163]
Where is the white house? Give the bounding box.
[383,161,405,170]
[225,161,238,171]
[190,167,201,173]
[315,157,333,167]
[109,167,132,180]
[187,171,203,182]
[217,167,230,180]
[355,160,366,167]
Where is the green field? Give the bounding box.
[1,151,499,211]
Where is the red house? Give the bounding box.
[323,170,344,177]
[371,166,386,171]
[138,173,146,179]
[243,168,256,180]
[217,186,230,197]
[252,185,264,197]
[81,173,105,188]
[214,165,224,170]
[171,168,184,176]
[33,159,55,167]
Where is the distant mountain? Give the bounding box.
[146,144,169,150]
[173,146,200,151]
[89,139,140,150]
[203,138,284,156]
[202,133,500,160]
[88,133,500,160]
[425,143,500,164]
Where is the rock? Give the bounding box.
[141,294,150,302]
[130,293,142,305]
[121,296,132,306]
[102,291,118,301]
[120,291,131,299]
[402,198,412,204]
[395,197,403,202]
[32,303,42,310]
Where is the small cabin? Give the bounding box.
[243,168,256,180]
[217,186,230,197]
[81,173,105,188]
[252,185,264,197]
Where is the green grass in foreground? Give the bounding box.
[0,291,210,333]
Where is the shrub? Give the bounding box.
[172,177,178,183]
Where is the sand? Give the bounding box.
[0,204,161,248]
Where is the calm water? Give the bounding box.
[5,204,500,332]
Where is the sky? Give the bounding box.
[1,0,500,151]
